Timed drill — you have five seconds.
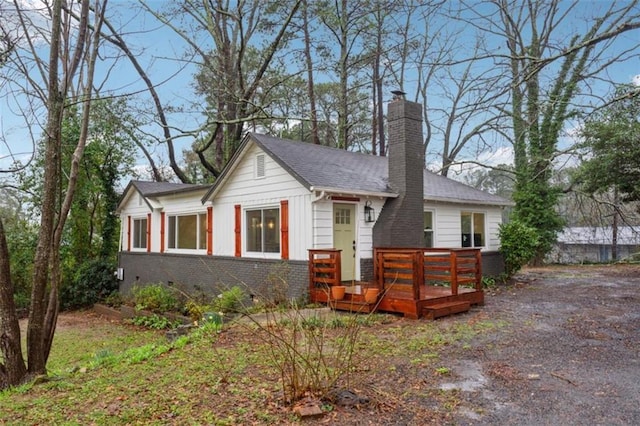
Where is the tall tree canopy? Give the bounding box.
[578,84,640,203]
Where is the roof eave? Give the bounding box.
[115,183,153,214]
[309,186,397,199]
[148,186,209,198]
[426,196,514,207]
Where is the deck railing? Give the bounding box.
[308,247,482,306]
[374,248,482,298]
[308,249,342,294]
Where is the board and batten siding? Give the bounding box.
[156,190,209,254]
[160,191,209,215]
[118,190,209,254]
[118,192,153,252]
[212,144,312,260]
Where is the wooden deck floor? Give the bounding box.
[310,284,484,320]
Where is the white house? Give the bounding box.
[116,99,512,299]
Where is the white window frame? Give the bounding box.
[132,217,147,250]
[423,210,435,248]
[245,206,280,256]
[461,211,486,248]
[166,212,207,253]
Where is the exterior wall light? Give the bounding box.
[364,200,376,223]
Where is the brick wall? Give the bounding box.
[360,257,374,282]
[481,251,505,277]
[118,252,309,302]
[373,98,425,247]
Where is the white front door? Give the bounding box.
[333,203,356,281]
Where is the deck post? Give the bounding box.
[450,250,458,296]
[413,250,422,301]
[374,249,383,290]
[475,249,482,291]
[308,250,314,296]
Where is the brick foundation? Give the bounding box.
[118,252,309,303]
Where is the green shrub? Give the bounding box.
[61,259,118,310]
[481,276,496,289]
[184,299,205,322]
[499,219,539,279]
[128,314,180,330]
[212,286,246,314]
[132,283,178,313]
[103,291,123,308]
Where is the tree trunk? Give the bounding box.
[302,0,320,145]
[612,189,619,261]
[371,80,378,155]
[337,0,349,150]
[3,0,103,384]
[26,0,64,377]
[0,218,27,389]
[375,50,385,156]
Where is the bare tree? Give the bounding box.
[447,0,640,262]
[389,2,505,176]
[363,0,411,156]
[0,0,105,388]
[301,0,320,145]
[314,0,373,151]
[0,5,15,67]
[131,0,302,181]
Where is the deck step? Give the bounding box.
[423,300,470,320]
[330,299,374,314]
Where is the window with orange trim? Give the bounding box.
[246,208,280,253]
[167,213,207,250]
[132,217,148,249]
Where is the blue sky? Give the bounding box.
[1,0,639,181]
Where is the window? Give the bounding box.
[246,208,280,253]
[461,212,485,247]
[335,207,351,225]
[132,217,147,249]
[168,213,207,250]
[255,154,265,178]
[424,211,434,247]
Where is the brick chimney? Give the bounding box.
[372,96,425,247]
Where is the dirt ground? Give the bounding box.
[443,264,640,425]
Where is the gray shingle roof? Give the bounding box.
[116,180,209,212]
[251,133,390,195]
[130,180,208,197]
[250,133,512,206]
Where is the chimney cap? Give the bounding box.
[391,90,406,100]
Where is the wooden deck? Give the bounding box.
[308,248,484,320]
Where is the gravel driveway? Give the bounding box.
[443,265,640,425]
